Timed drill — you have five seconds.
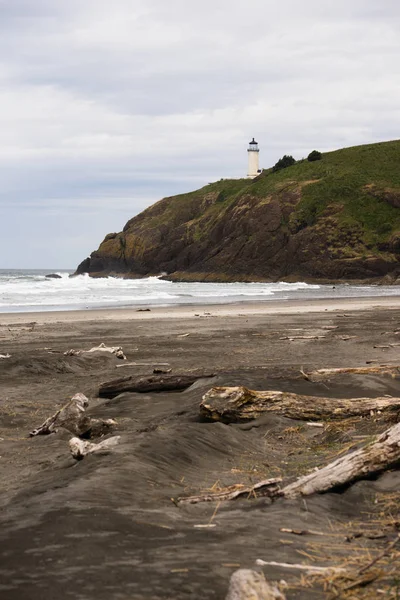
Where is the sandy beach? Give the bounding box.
[1,297,400,599]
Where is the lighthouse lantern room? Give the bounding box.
[247,137,260,178]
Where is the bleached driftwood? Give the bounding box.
[64,342,126,360]
[177,478,282,505]
[225,569,286,600]
[116,362,170,368]
[69,435,121,459]
[281,422,400,498]
[29,393,116,438]
[255,559,345,575]
[0,353,11,359]
[99,373,215,398]
[200,386,400,422]
[180,423,400,504]
[308,365,400,379]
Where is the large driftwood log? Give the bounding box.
[99,373,215,398]
[29,393,116,438]
[200,386,400,422]
[69,435,121,459]
[281,421,400,498]
[177,478,282,505]
[178,422,400,504]
[225,569,286,600]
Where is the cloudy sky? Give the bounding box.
[1,0,399,269]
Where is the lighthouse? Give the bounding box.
[247,137,260,178]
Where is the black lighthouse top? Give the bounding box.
[248,137,259,152]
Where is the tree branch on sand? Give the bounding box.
[178,422,400,503]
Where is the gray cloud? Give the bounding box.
[0,0,399,267]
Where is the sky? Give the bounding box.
[0,0,399,269]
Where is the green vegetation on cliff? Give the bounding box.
[76,140,400,282]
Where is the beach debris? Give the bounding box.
[99,373,215,398]
[64,342,126,360]
[182,422,400,504]
[281,421,400,498]
[306,365,400,379]
[177,333,190,338]
[29,393,116,438]
[279,335,326,341]
[200,386,400,422]
[225,569,286,600]
[153,368,172,374]
[0,353,11,359]
[136,308,151,311]
[116,362,169,368]
[255,559,346,576]
[177,478,282,505]
[69,435,121,460]
[279,528,324,536]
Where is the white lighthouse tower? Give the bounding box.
[247,137,260,178]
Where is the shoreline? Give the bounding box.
[1,297,400,597]
[2,295,400,324]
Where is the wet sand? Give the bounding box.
[1,298,400,599]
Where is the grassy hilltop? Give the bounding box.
[77,140,400,282]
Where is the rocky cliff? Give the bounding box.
[76,140,400,283]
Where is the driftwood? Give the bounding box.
[200,386,400,422]
[177,478,282,505]
[69,435,121,459]
[0,353,11,359]
[308,365,400,379]
[255,559,345,575]
[64,343,126,360]
[116,362,170,368]
[281,421,400,498]
[29,393,116,438]
[225,569,286,600]
[99,373,215,398]
[178,422,400,503]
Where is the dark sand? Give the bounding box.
[1,298,400,599]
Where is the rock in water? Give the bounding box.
[225,569,286,600]
[45,273,62,279]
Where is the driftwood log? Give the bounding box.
[225,569,286,600]
[308,365,400,380]
[200,386,400,422]
[29,393,116,438]
[178,422,400,503]
[69,435,121,460]
[99,373,215,398]
[64,342,126,359]
[177,478,282,505]
[281,421,400,498]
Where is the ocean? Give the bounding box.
[0,269,400,313]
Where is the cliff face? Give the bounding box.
[76,140,400,283]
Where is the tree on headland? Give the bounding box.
[307,150,323,162]
[272,155,296,172]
